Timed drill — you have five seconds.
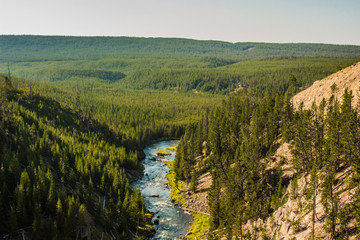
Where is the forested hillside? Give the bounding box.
[1,35,360,239]
[0,70,226,239]
[2,56,357,95]
[2,35,360,61]
[174,63,360,239]
[0,74,154,239]
[1,35,359,96]
[9,76,224,149]
[120,57,356,94]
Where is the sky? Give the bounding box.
[1,0,360,45]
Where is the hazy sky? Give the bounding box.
[1,0,359,45]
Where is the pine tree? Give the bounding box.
[290,102,314,174]
[56,198,64,232]
[321,95,341,239]
[282,87,293,133]
[209,173,221,230]
[310,100,326,240]
[9,204,18,233]
[31,203,42,239]
[340,89,356,167]
[190,170,198,192]
[16,171,32,227]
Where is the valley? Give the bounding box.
[1,35,360,239]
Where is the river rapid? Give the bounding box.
[132,140,193,240]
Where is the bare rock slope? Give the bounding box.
[244,61,360,239]
[184,62,360,239]
[292,62,360,110]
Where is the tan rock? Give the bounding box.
[292,62,360,110]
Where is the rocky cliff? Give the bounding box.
[292,62,360,110]
[243,61,360,240]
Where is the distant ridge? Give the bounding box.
[1,35,360,62]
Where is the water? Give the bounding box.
[132,140,193,240]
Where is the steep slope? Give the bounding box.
[292,61,360,110]
[243,150,356,240]
[243,61,360,239]
[172,61,360,239]
[0,75,152,239]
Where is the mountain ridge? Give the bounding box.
[2,35,360,62]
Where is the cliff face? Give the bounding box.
[222,61,360,239]
[181,61,360,239]
[244,61,360,240]
[245,146,356,240]
[292,62,360,110]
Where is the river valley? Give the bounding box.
[132,140,193,240]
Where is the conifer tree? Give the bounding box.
[309,100,326,240]
[9,205,18,234]
[209,173,221,230]
[290,102,314,173]
[321,95,341,239]
[282,87,293,133]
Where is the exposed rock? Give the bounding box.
[244,167,357,239]
[197,172,212,191]
[239,64,360,239]
[266,142,295,182]
[292,61,360,110]
[180,172,212,214]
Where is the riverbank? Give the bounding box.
[165,161,211,239]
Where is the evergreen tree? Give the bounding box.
[209,173,221,230]
[321,95,341,239]
[290,103,311,173]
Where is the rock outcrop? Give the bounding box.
[244,166,356,239]
[292,62,360,110]
[244,61,360,239]
[184,172,212,213]
[183,62,360,239]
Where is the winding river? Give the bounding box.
[132,140,193,240]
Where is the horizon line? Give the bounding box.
[1,34,360,47]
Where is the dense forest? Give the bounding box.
[0,74,155,239]
[2,56,357,95]
[120,57,356,94]
[9,76,224,149]
[0,70,222,239]
[1,35,360,239]
[1,35,360,61]
[174,86,360,239]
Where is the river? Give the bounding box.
[132,140,193,240]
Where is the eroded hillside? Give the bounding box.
[172,61,360,239]
[293,61,360,110]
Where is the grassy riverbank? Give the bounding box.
[166,161,186,206]
[187,213,211,240]
[165,161,210,239]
